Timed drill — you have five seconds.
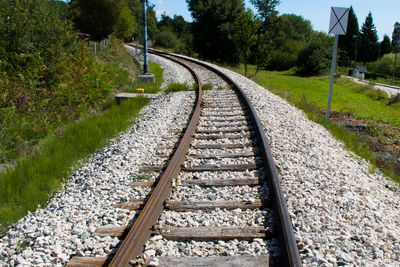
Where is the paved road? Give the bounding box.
[343,76,400,97]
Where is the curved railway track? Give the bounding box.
[68,48,301,267]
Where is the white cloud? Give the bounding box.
[157,0,163,6]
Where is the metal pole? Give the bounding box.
[353,35,358,70]
[325,34,340,124]
[142,0,149,74]
[393,24,400,85]
[392,49,398,85]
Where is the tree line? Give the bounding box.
[183,0,400,77]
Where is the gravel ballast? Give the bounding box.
[1,50,399,266]
[193,58,400,266]
[0,53,195,266]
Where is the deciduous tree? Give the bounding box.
[186,0,244,65]
[232,9,260,76]
[72,0,135,40]
[249,0,280,71]
[268,14,312,70]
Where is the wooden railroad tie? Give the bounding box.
[95,225,272,241]
[129,178,261,188]
[115,199,270,212]
[67,255,271,267]
[139,163,260,172]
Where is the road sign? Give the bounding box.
[329,7,350,35]
[325,7,350,124]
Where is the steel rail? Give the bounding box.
[108,53,203,267]
[148,49,302,267]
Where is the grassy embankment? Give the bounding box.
[231,66,400,185]
[0,43,163,233]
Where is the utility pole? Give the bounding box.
[139,0,155,83]
[353,34,358,70]
[392,24,400,85]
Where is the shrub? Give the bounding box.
[295,33,333,76]
[369,54,400,77]
[154,31,180,49]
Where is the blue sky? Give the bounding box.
[150,0,400,41]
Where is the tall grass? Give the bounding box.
[0,97,149,232]
[124,62,164,94]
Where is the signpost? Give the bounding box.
[325,7,349,124]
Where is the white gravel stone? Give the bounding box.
[190,57,400,266]
[2,50,400,266]
[0,52,195,266]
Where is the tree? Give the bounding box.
[268,14,312,70]
[232,9,260,76]
[359,11,379,63]
[250,0,279,29]
[126,0,158,41]
[295,32,333,76]
[249,0,280,71]
[0,0,77,83]
[338,6,359,65]
[72,0,135,40]
[380,35,392,57]
[186,0,244,65]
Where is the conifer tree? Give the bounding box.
[338,6,359,64]
[380,35,392,57]
[359,11,379,63]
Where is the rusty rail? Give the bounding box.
[146,49,302,267]
[108,54,203,267]
[111,44,301,267]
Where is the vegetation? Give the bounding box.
[154,14,193,55]
[231,65,400,184]
[164,82,191,94]
[0,0,127,165]
[0,0,162,231]
[124,62,164,94]
[295,33,332,76]
[0,97,149,231]
[338,6,359,67]
[186,0,244,65]
[232,9,260,76]
[71,0,135,40]
[368,53,400,80]
[268,14,313,71]
[359,12,380,63]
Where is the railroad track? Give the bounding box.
[67,48,301,266]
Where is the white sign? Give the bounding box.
[329,7,349,35]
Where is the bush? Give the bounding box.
[0,0,135,164]
[295,33,333,76]
[154,31,180,49]
[369,54,400,77]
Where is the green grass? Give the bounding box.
[229,64,400,185]
[241,68,400,126]
[0,97,149,233]
[1,40,139,165]
[164,82,192,93]
[124,62,164,94]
